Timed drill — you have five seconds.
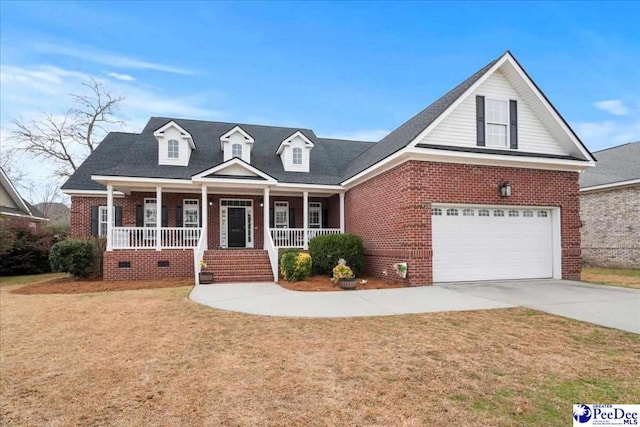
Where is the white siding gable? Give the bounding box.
[220,126,254,164]
[154,121,195,166]
[418,70,570,156]
[277,131,314,172]
[0,183,18,209]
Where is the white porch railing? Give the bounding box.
[264,230,279,281]
[269,228,342,248]
[193,229,207,286]
[111,226,202,249]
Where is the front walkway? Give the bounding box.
[189,282,514,318]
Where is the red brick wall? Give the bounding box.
[346,161,581,286]
[103,249,193,281]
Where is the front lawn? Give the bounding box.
[1,279,638,426]
[581,267,640,289]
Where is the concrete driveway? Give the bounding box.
[437,279,640,334]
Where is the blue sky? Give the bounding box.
[1,1,639,199]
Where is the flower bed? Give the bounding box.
[277,275,408,292]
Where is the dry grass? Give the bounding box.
[11,276,193,295]
[581,267,640,289]
[279,275,407,291]
[1,280,639,426]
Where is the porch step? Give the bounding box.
[202,249,274,283]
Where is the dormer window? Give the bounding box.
[153,121,195,166]
[293,147,302,165]
[276,130,314,172]
[168,140,179,158]
[220,126,254,163]
[232,143,242,158]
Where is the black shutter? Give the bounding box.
[269,208,274,228]
[161,205,168,227]
[136,205,143,227]
[322,208,328,228]
[509,99,518,149]
[90,206,99,236]
[175,206,183,227]
[114,206,123,226]
[289,208,296,228]
[476,95,486,147]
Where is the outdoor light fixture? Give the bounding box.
[499,181,512,198]
[259,198,264,207]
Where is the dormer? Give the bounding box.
[153,121,195,166]
[276,131,314,172]
[220,126,254,163]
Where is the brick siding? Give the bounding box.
[103,249,193,281]
[346,160,582,286]
[580,186,640,268]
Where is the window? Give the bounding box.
[463,209,474,216]
[446,208,459,216]
[184,200,199,228]
[537,210,548,218]
[292,147,302,165]
[493,209,504,217]
[523,210,534,217]
[98,206,116,236]
[167,139,179,158]
[508,210,519,217]
[478,209,490,217]
[309,202,322,228]
[232,143,242,158]
[144,198,157,228]
[486,99,508,147]
[274,201,289,228]
[432,208,442,216]
[221,199,252,207]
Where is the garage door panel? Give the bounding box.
[432,205,553,282]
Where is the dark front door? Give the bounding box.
[228,207,246,248]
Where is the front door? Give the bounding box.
[228,207,246,248]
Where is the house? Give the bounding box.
[579,141,639,268]
[0,167,48,231]
[62,51,596,285]
[34,202,71,229]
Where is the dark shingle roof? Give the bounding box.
[579,142,640,188]
[62,119,376,190]
[343,54,503,180]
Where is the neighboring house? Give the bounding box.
[34,202,71,228]
[0,167,48,231]
[579,142,639,269]
[62,51,596,284]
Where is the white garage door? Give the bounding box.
[432,205,553,282]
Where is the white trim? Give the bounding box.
[91,175,193,185]
[276,130,314,155]
[62,189,125,197]
[580,179,640,193]
[274,183,343,192]
[219,198,254,248]
[220,126,255,151]
[192,158,277,182]
[153,120,195,149]
[0,211,48,221]
[183,199,200,228]
[144,197,158,228]
[308,201,322,229]
[0,167,33,216]
[274,201,289,228]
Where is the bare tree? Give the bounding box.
[10,78,124,178]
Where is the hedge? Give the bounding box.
[49,239,95,278]
[308,233,364,276]
[280,251,312,282]
[0,226,54,276]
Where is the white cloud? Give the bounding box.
[593,99,629,116]
[106,71,135,82]
[33,42,196,75]
[575,119,640,150]
[323,129,389,142]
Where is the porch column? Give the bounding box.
[106,184,113,251]
[201,185,208,249]
[156,186,162,251]
[303,191,309,250]
[339,192,345,233]
[263,187,270,246]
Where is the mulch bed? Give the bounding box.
[278,275,408,291]
[11,277,194,295]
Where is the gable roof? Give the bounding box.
[0,167,48,221]
[580,141,640,189]
[344,51,595,182]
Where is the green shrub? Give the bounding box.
[280,252,312,282]
[332,263,354,280]
[0,223,54,276]
[49,239,95,278]
[308,233,364,276]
